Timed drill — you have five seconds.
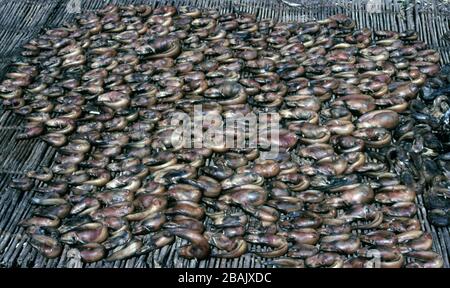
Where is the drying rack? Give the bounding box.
[0,0,449,268]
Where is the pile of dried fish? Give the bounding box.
[1,4,447,267]
[406,64,450,227]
